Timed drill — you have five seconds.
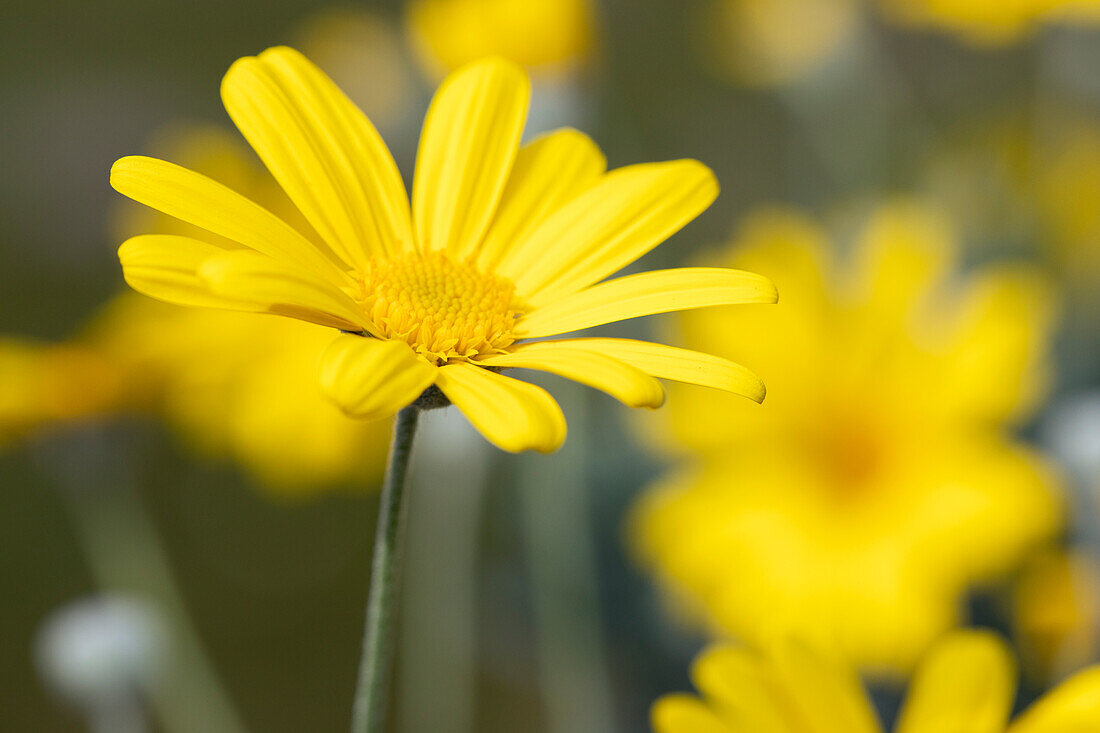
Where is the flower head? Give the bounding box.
[112,48,775,453]
[653,630,1100,732]
[630,202,1062,673]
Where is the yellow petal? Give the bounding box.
[434,363,565,453]
[497,160,718,307]
[508,338,766,402]
[413,57,530,258]
[221,46,413,269]
[651,694,732,733]
[689,645,791,733]
[119,235,257,311]
[478,348,664,408]
[476,128,606,272]
[200,250,369,332]
[767,639,883,733]
[896,631,1015,733]
[110,155,341,279]
[318,335,436,421]
[513,267,777,338]
[1009,667,1100,733]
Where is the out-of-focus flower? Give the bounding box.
[696,0,860,87]
[880,0,1100,46]
[652,629,1100,732]
[1013,547,1100,684]
[84,296,392,494]
[112,48,776,453]
[630,203,1062,674]
[0,339,121,446]
[405,0,596,80]
[36,596,164,710]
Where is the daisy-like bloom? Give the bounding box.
[652,629,1100,733]
[406,0,596,79]
[112,47,775,453]
[630,203,1062,674]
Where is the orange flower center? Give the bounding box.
[356,251,520,365]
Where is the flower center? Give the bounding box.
[356,251,520,365]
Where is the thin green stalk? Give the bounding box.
[351,405,420,733]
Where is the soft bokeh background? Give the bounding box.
[3,0,1100,731]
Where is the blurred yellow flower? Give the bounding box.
[84,296,390,495]
[113,47,776,454]
[652,630,1100,732]
[697,0,860,87]
[0,339,121,446]
[406,0,596,79]
[880,0,1100,45]
[630,203,1062,674]
[1013,547,1100,684]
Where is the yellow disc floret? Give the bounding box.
[357,251,520,365]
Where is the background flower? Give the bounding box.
[631,202,1063,674]
[653,630,1100,732]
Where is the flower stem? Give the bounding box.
[351,405,420,733]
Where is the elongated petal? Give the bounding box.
[119,235,257,311]
[514,267,777,338]
[1009,667,1100,733]
[896,631,1015,733]
[476,128,606,272]
[435,363,565,452]
[413,57,530,258]
[318,335,436,421]
[497,160,718,307]
[767,639,883,733]
[110,156,342,278]
[506,339,766,402]
[690,646,801,733]
[478,348,664,408]
[221,46,413,270]
[200,250,369,332]
[651,695,732,733]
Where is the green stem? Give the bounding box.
[351,405,420,733]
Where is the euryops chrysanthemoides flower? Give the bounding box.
[112,47,776,453]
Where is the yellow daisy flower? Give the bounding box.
[652,630,1100,732]
[630,203,1062,674]
[112,47,775,454]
